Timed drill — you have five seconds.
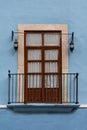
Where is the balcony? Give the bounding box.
[7,71,79,113]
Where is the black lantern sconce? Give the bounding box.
[70,32,74,52]
[11,30,18,50]
[14,39,18,50]
[11,30,74,52]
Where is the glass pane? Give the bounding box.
[44,33,60,46]
[28,75,42,88]
[28,50,41,60]
[45,75,58,88]
[45,50,58,60]
[26,33,42,46]
[45,62,58,72]
[28,62,41,73]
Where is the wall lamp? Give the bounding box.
[70,32,74,52]
[11,30,18,50]
[14,39,18,50]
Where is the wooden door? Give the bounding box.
[24,31,62,103]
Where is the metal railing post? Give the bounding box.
[8,70,11,104]
[76,73,79,104]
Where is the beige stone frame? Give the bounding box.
[18,24,68,103]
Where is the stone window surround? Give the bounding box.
[18,24,68,102]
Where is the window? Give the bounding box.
[18,24,68,103]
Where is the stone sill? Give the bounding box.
[7,103,80,113]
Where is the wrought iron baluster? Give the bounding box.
[8,70,11,104]
[76,73,79,104]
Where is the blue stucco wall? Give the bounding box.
[0,0,87,129]
[0,0,87,104]
[0,108,87,130]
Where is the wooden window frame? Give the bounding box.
[24,31,62,103]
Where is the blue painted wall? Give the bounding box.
[0,108,87,130]
[0,0,87,129]
[0,0,87,104]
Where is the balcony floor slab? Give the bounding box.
[7,103,80,113]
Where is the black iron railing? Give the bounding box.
[8,70,79,104]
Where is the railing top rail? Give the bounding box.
[8,71,79,76]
